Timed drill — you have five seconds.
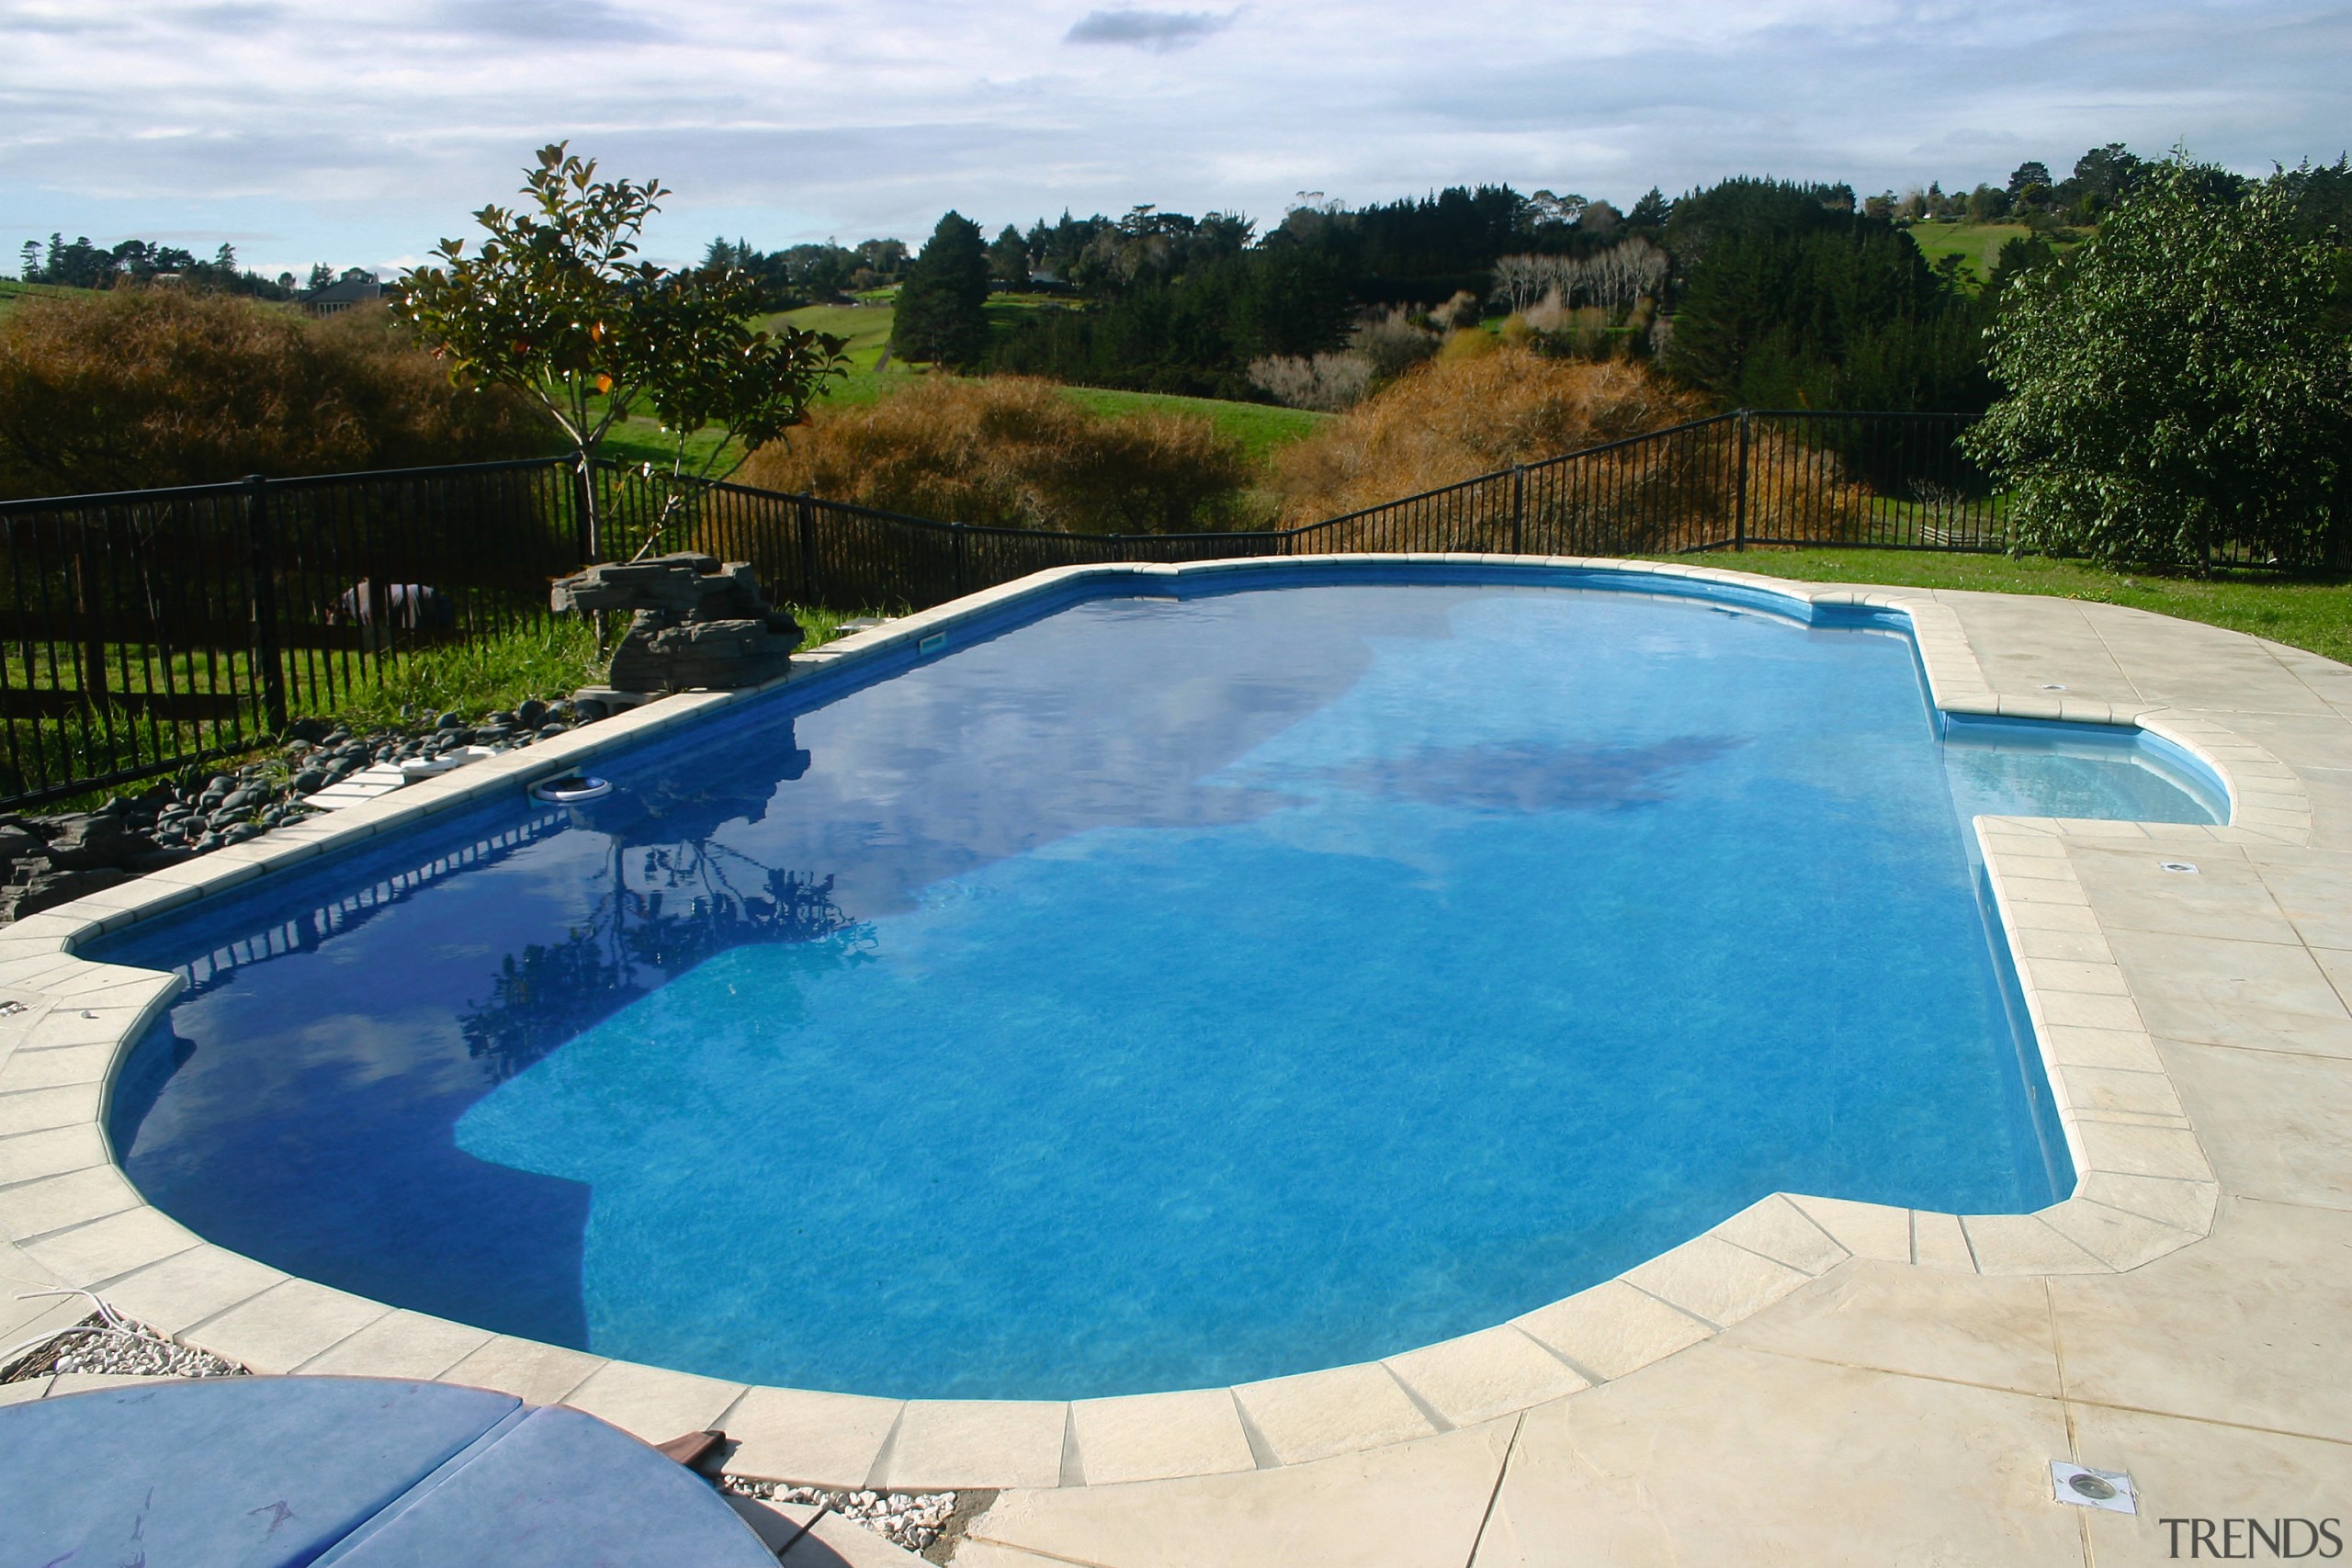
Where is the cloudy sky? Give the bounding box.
[2,0,2344,278]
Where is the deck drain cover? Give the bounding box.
[2160,862,2199,874]
[2052,1461,2136,1514]
[531,775,613,804]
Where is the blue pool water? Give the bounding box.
[101,573,2223,1399]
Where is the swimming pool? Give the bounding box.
[98,567,2224,1401]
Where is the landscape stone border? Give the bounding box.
[0,554,2298,1491]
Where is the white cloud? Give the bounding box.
[0,0,2342,277]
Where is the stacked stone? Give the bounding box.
[551,554,805,693]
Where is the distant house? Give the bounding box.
[300,276,382,316]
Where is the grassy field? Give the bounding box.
[1903,220,2087,285]
[1059,386,1328,463]
[0,279,91,318]
[1905,221,2034,281]
[1678,547,2352,667]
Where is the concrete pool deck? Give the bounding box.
[3,557,2348,1563]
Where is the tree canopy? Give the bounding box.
[1964,157,2352,568]
[888,212,990,368]
[398,142,844,557]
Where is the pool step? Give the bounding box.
[302,764,410,811]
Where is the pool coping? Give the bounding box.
[0,553,2305,1491]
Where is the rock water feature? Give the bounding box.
[551,553,805,694]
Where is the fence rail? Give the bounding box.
[0,408,2319,808]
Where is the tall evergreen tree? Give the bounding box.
[988,224,1030,285]
[890,212,990,367]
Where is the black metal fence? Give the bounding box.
[0,407,2301,808]
[1285,412,2005,558]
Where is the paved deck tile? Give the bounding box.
[2048,1195,2352,1445]
[1472,1341,2084,1567]
[967,1419,1516,1568]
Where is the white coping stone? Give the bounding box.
[1783,1194,1913,1263]
[1510,1280,1714,1382]
[1961,1214,2109,1275]
[1911,1212,1980,1272]
[0,1124,107,1188]
[1622,1234,1815,1328]
[1067,1388,1259,1485]
[1382,1325,1589,1428]
[560,1358,747,1445]
[1232,1362,1438,1465]
[1710,1195,1852,1277]
[722,1384,907,1487]
[293,1306,497,1380]
[96,1243,289,1336]
[0,552,2286,1490]
[440,1334,607,1406]
[0,1163,144,1238]
[876,1400,1069,1490]
[186,1278,394,1374]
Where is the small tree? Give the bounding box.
[619,265,847,559]
[397,142,844,558]
[1965,157,2352,569]
[889,212,990,368]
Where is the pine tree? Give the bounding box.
[889,212,990,368]
[988,224,1030,285]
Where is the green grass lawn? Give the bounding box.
[1904,221,2086,285]
[1057,386,1329,464]
[772,301,897,370]
[1905,221,2032,281]
[1683,547,2352,667]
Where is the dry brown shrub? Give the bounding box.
[1247,352,1373,412]
[0,288,544,499]
[1737,431,1879,543]
[1271,347,1705,523]
[739,374,1255,533]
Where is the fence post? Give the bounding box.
[243,474,289,737]
[795,493,820,604]
[1733,411,1751,552]
[1510,465,1526,554]
[953,521,969,596]
[71,520,108,712]
[572,458,600,564]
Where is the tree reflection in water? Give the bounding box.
[460,721,864,1083]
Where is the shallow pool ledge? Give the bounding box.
[0,551,2312,1491]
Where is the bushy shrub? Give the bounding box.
[0,288,544,498]
[1966,158,2352,569]
[1351,305,1442,381]
[1427,289,1484,331]
[738,375,1256,533]
[1271,347,1703,521]
[1248,352,1374,412]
